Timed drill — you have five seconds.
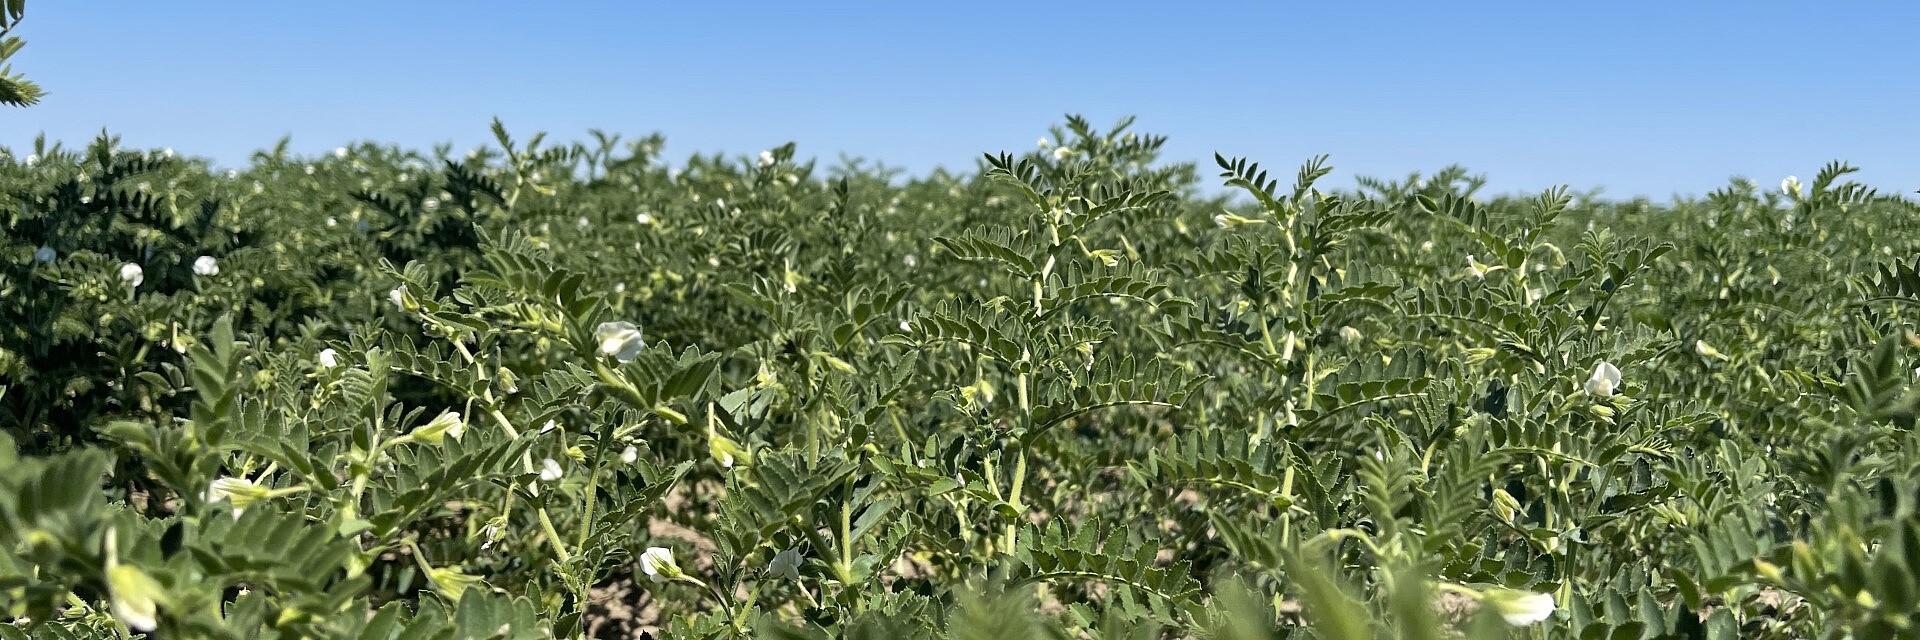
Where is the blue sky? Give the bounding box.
[5,1,1916,200]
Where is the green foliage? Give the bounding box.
[2,115,1919,639]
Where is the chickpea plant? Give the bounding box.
[4,116,1920,639]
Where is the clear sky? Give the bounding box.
[4,2,1916,200]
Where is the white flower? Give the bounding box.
[204,476,267,518]
[1485,589,1556,625]
[904,254,918,268]
[23,154,36,165]
[636,212,653,224]
[105,536,163,632]
[758,150,775,167]
[539,458,563,482]
[192,255,219,277]
[1037,137,1051,149]
[332,146,346,159]
[1585,361,1622,397]
[304,164,315,175]
[411,411,465,446]
[423,197,440,211]
[1338,326,1362,343]
[595,321,646,362]
[640,546,681,583]
[1052,146,1074,161]
[389,286,408,309]
[119,263,144,288]
[162,147,174,158]
[621,445,639,464]
[326,217,338,227]
[33,246,54,263]
[1419,240,1435,252]
[767,547,803,580]
[317,348,339,369]
[1781,175,1802,198]
[540,419,559,434]
[899,320,911,332]
[1695,340,1728,360]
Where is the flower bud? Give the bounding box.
[427,566,483,602]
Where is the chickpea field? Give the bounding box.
[3,114,1920,640]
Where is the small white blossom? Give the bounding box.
[413,411,465,446]
[758,150,775,167]
[304,164,315,175]
[480,523,502,550]
[1781,175,1802,198]
[119,263,145,288]
[539,458,563,482]
[326,217,338,227]
[389,286,407,309]
[636,212,653,224]
[106,559,162,631]
[317,348,339,369]
[904,254,918,268]
[640,546,681,583]
[1485,589,1556,625]
[1695,340,1729,360]
[334,147,348,159]
[767,547,803,580]
[193,255,219,277]
[33,246,54,263]
[1338,326,1362,343]
[1052,146,1074,161]
[226,169,238,179]
[1037,138,1050,148]
[899,320,912,332]
[1585,361,1622,397]
[204,476,267,518]
[595,321,646,362]
[161,148,174,158]
[541,419,559,434]
[423,197,440,211]
[621,445,639,464]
